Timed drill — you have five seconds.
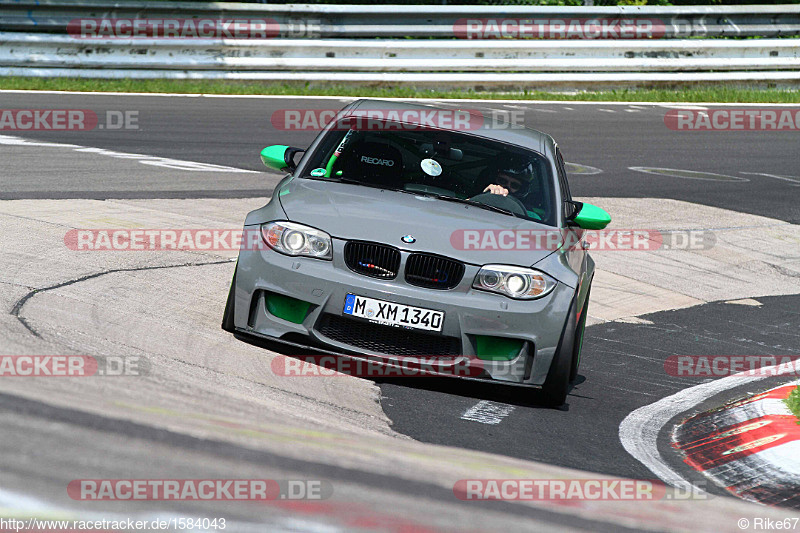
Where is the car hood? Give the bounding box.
[275,178,558,267]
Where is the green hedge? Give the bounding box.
[787,386,800,424]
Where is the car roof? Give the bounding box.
[343,99,555,157]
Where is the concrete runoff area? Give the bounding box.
[1,195,799,531]
[583,196,800,324]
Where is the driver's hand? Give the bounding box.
[483,184,508,196]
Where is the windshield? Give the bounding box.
[300,121,557,226]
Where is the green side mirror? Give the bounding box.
[568,201,611,230]
[260,145,305,173]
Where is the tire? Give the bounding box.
[221,263,237,333]
[541,295,577,407]
[569,285,591,383]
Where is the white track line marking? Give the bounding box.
[0,134,257,173]
[565,162,603,175]
[619,363,800,493]
[629,166,749,182]
[659,105,709,110]
[461,400,514,425]
[741,172,800,186]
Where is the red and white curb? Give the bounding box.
[672,381,800,507]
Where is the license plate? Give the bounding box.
[343,294,444,332]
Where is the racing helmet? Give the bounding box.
[493,155,537,197]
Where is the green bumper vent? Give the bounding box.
[265,292,312,324]
[475,336,524,361]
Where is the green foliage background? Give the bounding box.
[787,386,800,424]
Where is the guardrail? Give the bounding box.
[2,33,797,72]
[1,2,799,88]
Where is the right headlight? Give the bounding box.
[260,221,332,260]
[473,265,557,300]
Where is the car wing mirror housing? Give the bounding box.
[566,201,611,230]
[260,145,305,173]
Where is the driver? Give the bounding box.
[480,157,536,199]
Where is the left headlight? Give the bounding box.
[261,221,332,260]
[473,265,557,300]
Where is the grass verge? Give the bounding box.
[1,77,800,103]
[786,385,800,424]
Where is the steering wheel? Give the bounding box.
[469,192,528,217]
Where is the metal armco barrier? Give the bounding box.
[1,1,799,87]
[1,33,797,72]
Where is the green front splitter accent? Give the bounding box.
[265,292,312,324]
[475,336,524,361]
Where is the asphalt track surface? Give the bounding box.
[2,92,800,224]
[2,92,800,524]
[380,294,800,495]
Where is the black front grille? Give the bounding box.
[317,314,461,356]
[344,241,401,279]
[405,253,465,290]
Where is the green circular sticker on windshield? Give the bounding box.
[421,158,442,177]
[310,168,326,177]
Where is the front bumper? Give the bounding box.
[233,234,574,386]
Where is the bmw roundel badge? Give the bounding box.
[401,235,416,244]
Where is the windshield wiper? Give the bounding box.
[307,177,520,218]
[426,194,520,218]
[308,176,359,184]
[307,176,389,191]
[309,178,437,199]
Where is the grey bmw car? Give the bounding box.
[222,99,610,406]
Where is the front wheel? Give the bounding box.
[569,285,591,383]
[541,295,577,407]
